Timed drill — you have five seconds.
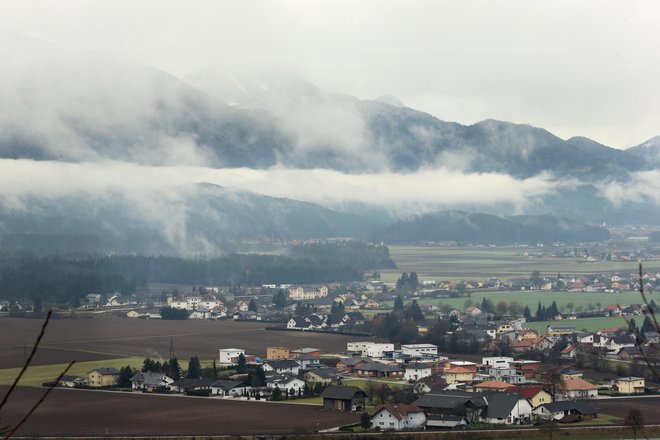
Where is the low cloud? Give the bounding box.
[597,170,660,207]
[0,159,571,215]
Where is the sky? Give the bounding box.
[1,0,659,148]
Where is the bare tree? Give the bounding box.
[624,408,644,440]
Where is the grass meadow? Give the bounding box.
[381,245,660,283]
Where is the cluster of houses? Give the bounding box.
[50,336,655,431]
[286,312,366,330]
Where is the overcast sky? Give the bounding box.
[1,0,658,148]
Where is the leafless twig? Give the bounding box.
[3,360,75,440]
[0,310,52,412]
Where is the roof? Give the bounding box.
[171,378,216,388]
[92,367,119,375]
[414,391,474,415]
[129,372,172,386]
[321,385,367,400]
[479,392,522,419]
[562,378,599,391]
[290,347,320,354]
[505,386,546,399]
[267,374,303,385]
[265,360,301,369]
[405,362,432,370]
[373,404,424,421]
[617,376,645,382]
[445,366,474,374]
[540,400,597,416]
[355,361,403,373]
[58,375,79,382]
[210,380,249,390]
[306,368,337,379]
[338,357,372,366]
[474,380,511,390]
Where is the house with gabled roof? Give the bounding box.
[506,385,552,408]
[322,385,367,411]
[558,378,599,400]
[474,380,511,391]
[304,368,338,384]
[336,357,371,373]
[87,367,120,387]
[534,400,597,422]
[286,317,311,330]
[130,372,173,392]
[477,391,533,425]
[354,361,404,378]
[371,404,426,431]
[210,380,251,396]
[444,366,475,384]
[267,374,305,396]
[263,359,301,376]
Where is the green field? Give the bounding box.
[526,316,636,333]
[0,356,144,387]
[0,356,204,388]
[384,290,651,311]
[381,245,660,282]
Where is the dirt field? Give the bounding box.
[0,316,367,369]
[0,386,359,436]
[595,396,660,423]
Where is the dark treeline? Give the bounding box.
[0,241,395,305]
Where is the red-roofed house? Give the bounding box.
[560,343,578,359]
[445,366,476,384]
[506,386,553,408]
[474,380,511,391]
[371,404,427,430]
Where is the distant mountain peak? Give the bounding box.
[375,94,404,108]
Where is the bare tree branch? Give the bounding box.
[3,360,75,440]
[0,310,52,412]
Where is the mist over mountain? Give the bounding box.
[0,183,379,255]
[373,210,610,245]
[1,30,660,255]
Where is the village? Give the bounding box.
[50,323,657,432]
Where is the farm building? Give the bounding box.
[321,385,367,412]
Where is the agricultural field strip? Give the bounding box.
[385,245,660,280]
[25,327,264,345]
[32,345,132,357]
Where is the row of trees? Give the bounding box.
[0,242,395,306]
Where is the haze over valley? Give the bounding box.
[1,29,659,254]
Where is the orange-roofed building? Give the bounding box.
[474,380,511,391]
[559,378,599,400]
[445,366,476,384]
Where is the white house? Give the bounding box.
[404,363,433,382]
[482,357,514,369]
[266,375,305,396]
[479,393,533,425]
[210,380,251,397]
[557,378,599,400]
[401,344,438,358]
[130,372,174,391]
[371,404,427,431]
[219,348,244,364]
[262,360,301,376]
[347,342,394,358]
